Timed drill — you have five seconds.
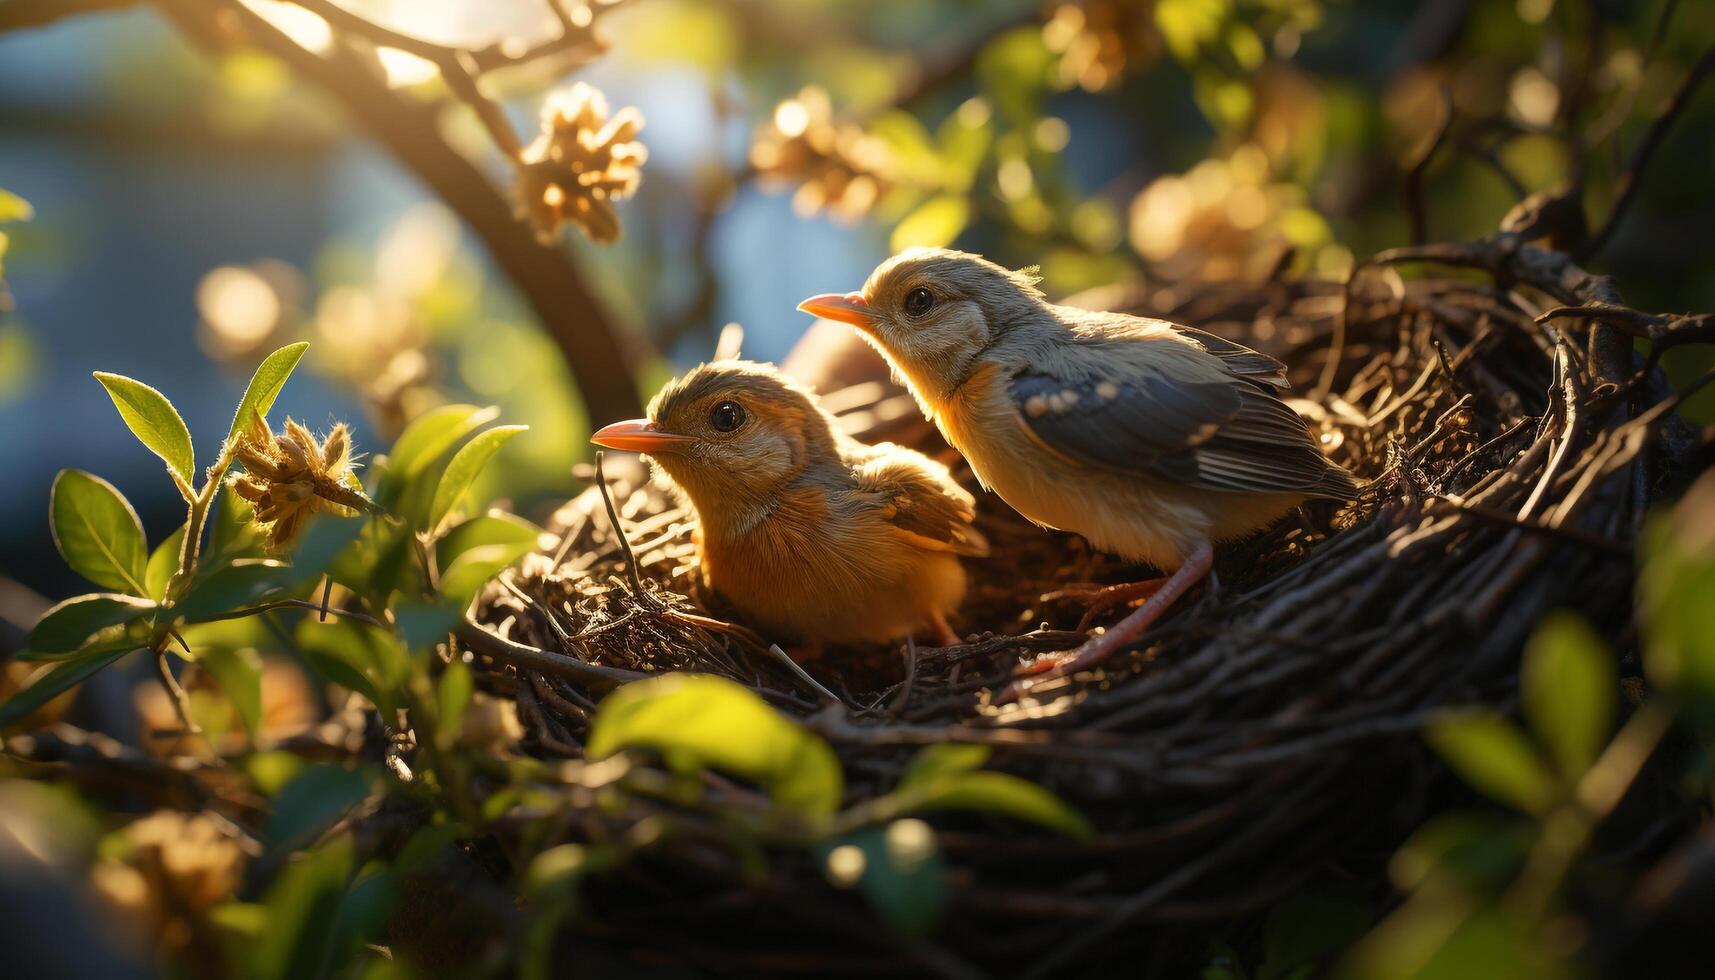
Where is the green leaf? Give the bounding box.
[895,770,1091,839]
[1424,709,1556,814]
[429,425,526,530]
[0,188,31,223]
[293,619,405,713]
[288,515,367,580]
[823,821,946,937]
[439,542,536,606]
[436,658,472,751]
[435,512,544,570]
[229,342,308,441]
[588,673,844,819]
[387,404,500,481]
[177,559,296,622]
[898,743,991,789]
[93,372,196,491]
[201,646,263,738]
[379,404,499,523]
[268,765,370,846]
[394,600,460,650]
[145,524,187,601]
[25,593,155,655]
[253,835,356,980]
[50,470,148,594]
[890,194,970,253]
[1522,611,1615,779]
[1389,812,1529,894]
[0,647,133,729]
[1258,883,1378,980]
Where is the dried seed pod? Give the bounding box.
[228,415,371,551]
[1042,0,1162,93]
[90,810,248,950]
[516,82,648,243]
[750,86,892,223]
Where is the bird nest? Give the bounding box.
[466,233,1702,977]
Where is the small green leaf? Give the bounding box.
[394,600,460,650]
[588,673,843,819]
[253,835,356,980]
[293,619,405,713]
[200,646,263,738]
[229,342,308,441]
[25,593,155,654]
[387,404,500,481]
[145,524,187,601]
[288,515,367,580]
[177,559,296,622]
[93,372,196,491]
[429,425,526,530]
[435,512,544,570]
[0,647,133,729]
[436,658,473,751]
[890,194,970,253]
[50,470,148,595]
[1522,611,1615,779]
[268,765,370,846]
[898,743,991,789]
[0,188,31,223]
[1424,709,1557,814]
[823,821,947,937]
[1389,812,1529,894]
[379,404,499,523]
[896,770,1091,839]
[439,542,537,606]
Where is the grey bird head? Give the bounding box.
[798,247,1048,399]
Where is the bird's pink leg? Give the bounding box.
[927,610,962,648]
[1069,579,1167,632]
[996,542,1214,704]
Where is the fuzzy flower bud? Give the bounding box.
[516,82,647,243]
[749,86,892,223]
[227,416,371,551]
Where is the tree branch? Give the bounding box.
[151,0,647,422]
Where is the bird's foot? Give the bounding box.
[995,544,1214,706]
[927,610,962,648]
[1073,579,1167,632]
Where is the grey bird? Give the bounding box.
[799,247,1358,702]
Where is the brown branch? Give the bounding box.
[1579,45,1715,261]
[457,618,645,688]
[0,0,138,32]
[152,0,647,422]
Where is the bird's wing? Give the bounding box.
[1009,325,1353,498]
[846,445,990,556]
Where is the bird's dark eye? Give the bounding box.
[709,400,746,433]
[904,286,934,318]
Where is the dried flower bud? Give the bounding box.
[90,810,247,950]
[1042,0,1162,93]
[517,82,647,243]
[228,415,371,551]
[750,86,892,223]
[1128,144,1325,281]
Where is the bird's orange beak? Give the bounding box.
[590,418,695,453]
[797,291,875,329]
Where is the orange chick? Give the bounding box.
[590,360,988,655]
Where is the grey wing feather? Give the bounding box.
[1012,326,1356,499]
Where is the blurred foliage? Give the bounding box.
[5,0,1715,976]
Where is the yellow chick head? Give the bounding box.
[798,247,1046,402]
[591,360,836,510]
